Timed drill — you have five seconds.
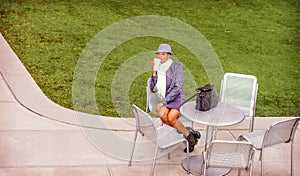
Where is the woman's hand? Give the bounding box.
[155,103,165,117]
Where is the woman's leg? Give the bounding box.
[167,109,189,137]
[156,106,198,152]
[156,105,190,136]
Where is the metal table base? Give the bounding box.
[182,155,231,176]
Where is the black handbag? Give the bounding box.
[181,84,219,111]
[195,84,219,111]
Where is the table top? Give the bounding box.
[180,101,245,126]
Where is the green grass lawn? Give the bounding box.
[0,0,299,117]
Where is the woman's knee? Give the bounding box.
[167,116,177,127]
[161,116,176,127]
[160,112,176,126]
[159,107,169,124]
[159,108,179,127]
[163,113,179,127]
[167,109,180,126]
[160,113,168,124]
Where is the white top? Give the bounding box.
[180,101,245,126]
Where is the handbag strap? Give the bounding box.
[180,84,214,107]
[180,92,198,106]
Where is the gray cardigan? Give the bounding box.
[150,62,186,105]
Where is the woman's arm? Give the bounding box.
[163,63,183,105]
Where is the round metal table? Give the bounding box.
[181,101,245,175]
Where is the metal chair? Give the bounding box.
[239,117,300,176]
[220,73,258,132]
[128,104,190,176]
[146,78,194,128]
[202,140,255,176]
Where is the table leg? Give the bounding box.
[205,125,215,150]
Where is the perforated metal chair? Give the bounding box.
[202,140,255,176]
[146,78,194,128]
[239,117,300,176]
[220,73,258,132]
[128,104,190,176]
[200,140,254,176]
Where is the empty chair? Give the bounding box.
[239,117,300,176]
[220,73,258,132]
[146,78,194,128]
[128,104,190,176]
[202,140,255,176]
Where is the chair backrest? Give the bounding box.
[146,78,152,113]
[206,140,254,170]
[146,78,160,115]
[262,117,300,148]
[220,73,258,118]
[132,104,157,141]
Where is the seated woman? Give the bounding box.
[150,44,200,152]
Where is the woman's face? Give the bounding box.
[157,52,170,63]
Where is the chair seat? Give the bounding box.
[209,153,248,168]
[157,126,185,148]
[240,129,267,149]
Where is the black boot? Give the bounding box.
[186,127,201,139]
[192,130,201,139]
[184,132,198,153]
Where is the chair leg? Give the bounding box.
[202,152,207,176]
[291,140,294,176]
[150,145,159,176]
[249,150,254,176]
[128,130,138,166]
[261,148,264,176]
[258,151,261,161]
[249,117,254,132]
[212,126,218,140]
[186,140,190,173]
[249,163,253,176]
[238,168,241,176]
